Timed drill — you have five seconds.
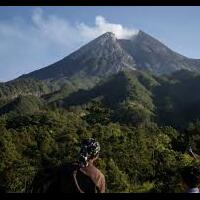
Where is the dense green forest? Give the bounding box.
[0,69,200,193]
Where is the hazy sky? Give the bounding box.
[0,6,200,82]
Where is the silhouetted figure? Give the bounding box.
[181,165,200,193]
[28,138,105,193]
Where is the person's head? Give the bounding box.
[78,138,100,167]
[181,165,200,190]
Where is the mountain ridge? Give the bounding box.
[17,30,200,81]
[18,32,136,80]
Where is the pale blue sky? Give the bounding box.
[0,6,200,81]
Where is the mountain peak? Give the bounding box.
[18,29,200,81]
[136,30,162,44]
[102,31,116,37]
[138,30,149,36]
[94,31,117,44]
[128,30,154,42]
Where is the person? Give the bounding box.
[182,146,200,193]
[181,165,200,193]
[58,138,106,193]
[180,146,200,193]
[188,146,200,159]
[28,138,105,193]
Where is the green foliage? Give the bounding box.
[0,95,45,116]
[154,70,200,129]
[0,78,51,100]
[0,70,200,193]
[105,158,132,192]
[186,121,200,152]
[113,101,153,126]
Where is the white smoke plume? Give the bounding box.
[78,15,138,40]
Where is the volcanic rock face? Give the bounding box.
[119,30,200,74]
[19,30,200,81]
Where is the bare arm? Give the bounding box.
[97,174,106,193]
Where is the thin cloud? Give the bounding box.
[0,7,138,81]
[31,8,82,48]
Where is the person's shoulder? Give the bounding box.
[97,168,104,177]
[92,165,105,179]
